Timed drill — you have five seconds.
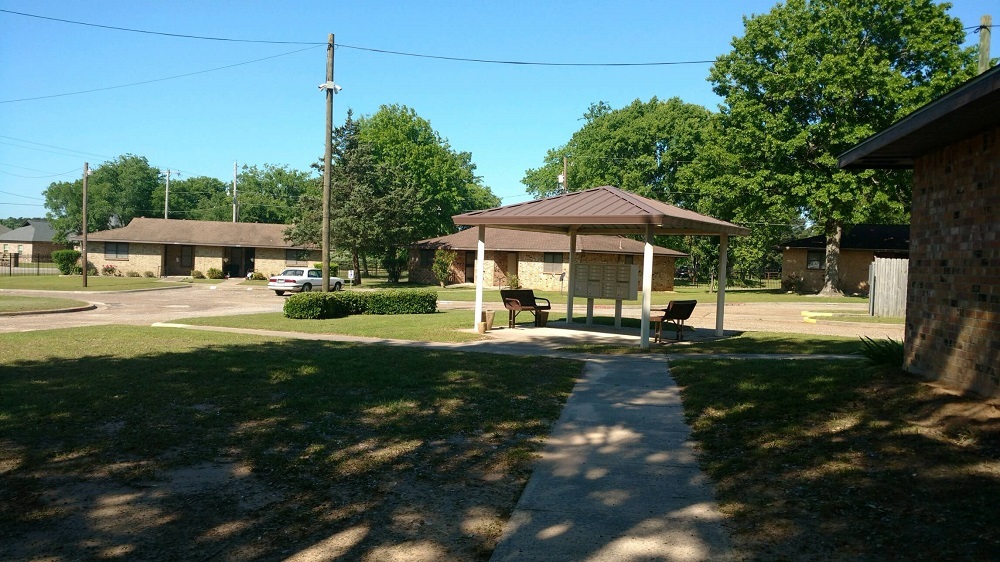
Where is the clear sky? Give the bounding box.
[0,0,991,220]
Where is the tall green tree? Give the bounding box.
[151,176,231,221]
[44,154,160,242]
[706,0,976,294]
[235,164,314,224]
[522,97,713,202]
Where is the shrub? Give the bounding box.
[859,337,905,372]
[505,274,521,290]
[313,263,340,276]
[283,293,349,320]
[431,249,456,287]
[191,270,206,279]
[282,289,437,319]
[52,249,82,275]
[206,267,225,279]
[101,264,119,276]
[250,271,267,281]
[126,270,141,277]
[143,271,157,278]
[381,249,408,284]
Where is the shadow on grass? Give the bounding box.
[0,327,579,560]
[669,359,1000,560]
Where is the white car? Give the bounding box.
[268,268,344,295]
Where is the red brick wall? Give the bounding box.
[907,125,1000,397]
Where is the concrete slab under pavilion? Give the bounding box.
[452,185,751,349]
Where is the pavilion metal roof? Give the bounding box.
[413,227,687,257]
[453,186,750,236]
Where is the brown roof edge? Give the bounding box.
[838,65,1000,169]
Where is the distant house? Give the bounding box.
[0,220,70,261]
[409,227,687,291]
[0,224,10,235]
[839,64,1000,398]
[780,224,909,294]
[78,217,320,277]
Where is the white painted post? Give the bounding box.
[716,234,728,336]
[474,225,486,330]
[566,229,577,323]
[640,224,654,349]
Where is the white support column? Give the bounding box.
[474,225,486,331]
[716,233,728,336]
[566,229,577,323]
[640,224,654,349]
[586,298,594,324]
[614,300,623,328]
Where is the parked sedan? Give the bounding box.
[267,268,344,295]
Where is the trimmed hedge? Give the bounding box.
[283,288,437,320]
[52,249,81,275]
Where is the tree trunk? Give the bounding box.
[818,218,843,296]
[351,247,362,285]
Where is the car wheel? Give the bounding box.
[334,282,342,291]
[274,290,285,296]
[302,283,312,292]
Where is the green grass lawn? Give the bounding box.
[0,326,580,560]
[175,309,485,342]
[561,330,863,356]
[0,295,90,313]
[669,358,1000,560]
[0,275,189,291]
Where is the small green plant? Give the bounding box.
[250,271,267,281]
[206,267,225,280]
[143,270,156,278]
[101,264,119,276]
[313,263,340,276]
[191,270,206,279]
[126,270,140,278]
[431,249,456,287]
[859,337,905,371]
[52,249,82,275]
[505,274,521,289]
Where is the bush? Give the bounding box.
[52,249,82,275]
[250,271,267,281]
[282,289,438,319]
[143,271,157,278]
[126,270,141,277]
[71,261,97,276]
[431,249,456,287]
[859,337,905,372]
[283,293,349,320]
[101,264,119,277]
[191,270,206,279]
[206,267,225,279]
[313,263,340,276]
[505,274,521,289]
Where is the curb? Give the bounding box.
[0,304,98,317]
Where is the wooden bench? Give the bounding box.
[652,300,698,342]
[500,289,552,328]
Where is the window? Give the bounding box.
[2,244,7,252]
[543,252,565,274]
[17,244,24,253]
[308,269,322,278]
[419,249,434,267]
[285,249,311,265]
[105,242,129,260]
[806,250,824,270]
[180,246,194,268]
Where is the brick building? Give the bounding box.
[0,220,70,262]
[839,65,1000,398]
[79,218,320,278]
[410,227,685,292]
[780,224,909,295]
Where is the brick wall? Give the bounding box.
[907,125,1000,398]
[87,242,164,276]
[782,248,876,294]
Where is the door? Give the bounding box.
[465,251,476,283]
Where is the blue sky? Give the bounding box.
[0,0,991,220]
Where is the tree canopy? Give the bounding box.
[523,97,713,202]
[703,0,976,293]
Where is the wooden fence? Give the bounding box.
[868,257,908,317]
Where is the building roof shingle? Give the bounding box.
[780,224,909,252]
[79,218,310,249]
[0,220,58,243]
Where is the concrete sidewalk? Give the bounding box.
[490,355,735,561]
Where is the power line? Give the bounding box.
[0,189,45,200]
[0,45,322,104]
[0,8,716,67]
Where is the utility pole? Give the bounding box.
[232,160,238,222]
[318,33,342,292]
[562,155,568,193]
[82,162,89,288]
[980,15,993,75]
[162,169,179,219]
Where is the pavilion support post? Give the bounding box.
[716,233,728,336]
[566,229,577,323]
[640,224,654,349]
[474,225,485,331]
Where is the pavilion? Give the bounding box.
[452,186,750,348]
